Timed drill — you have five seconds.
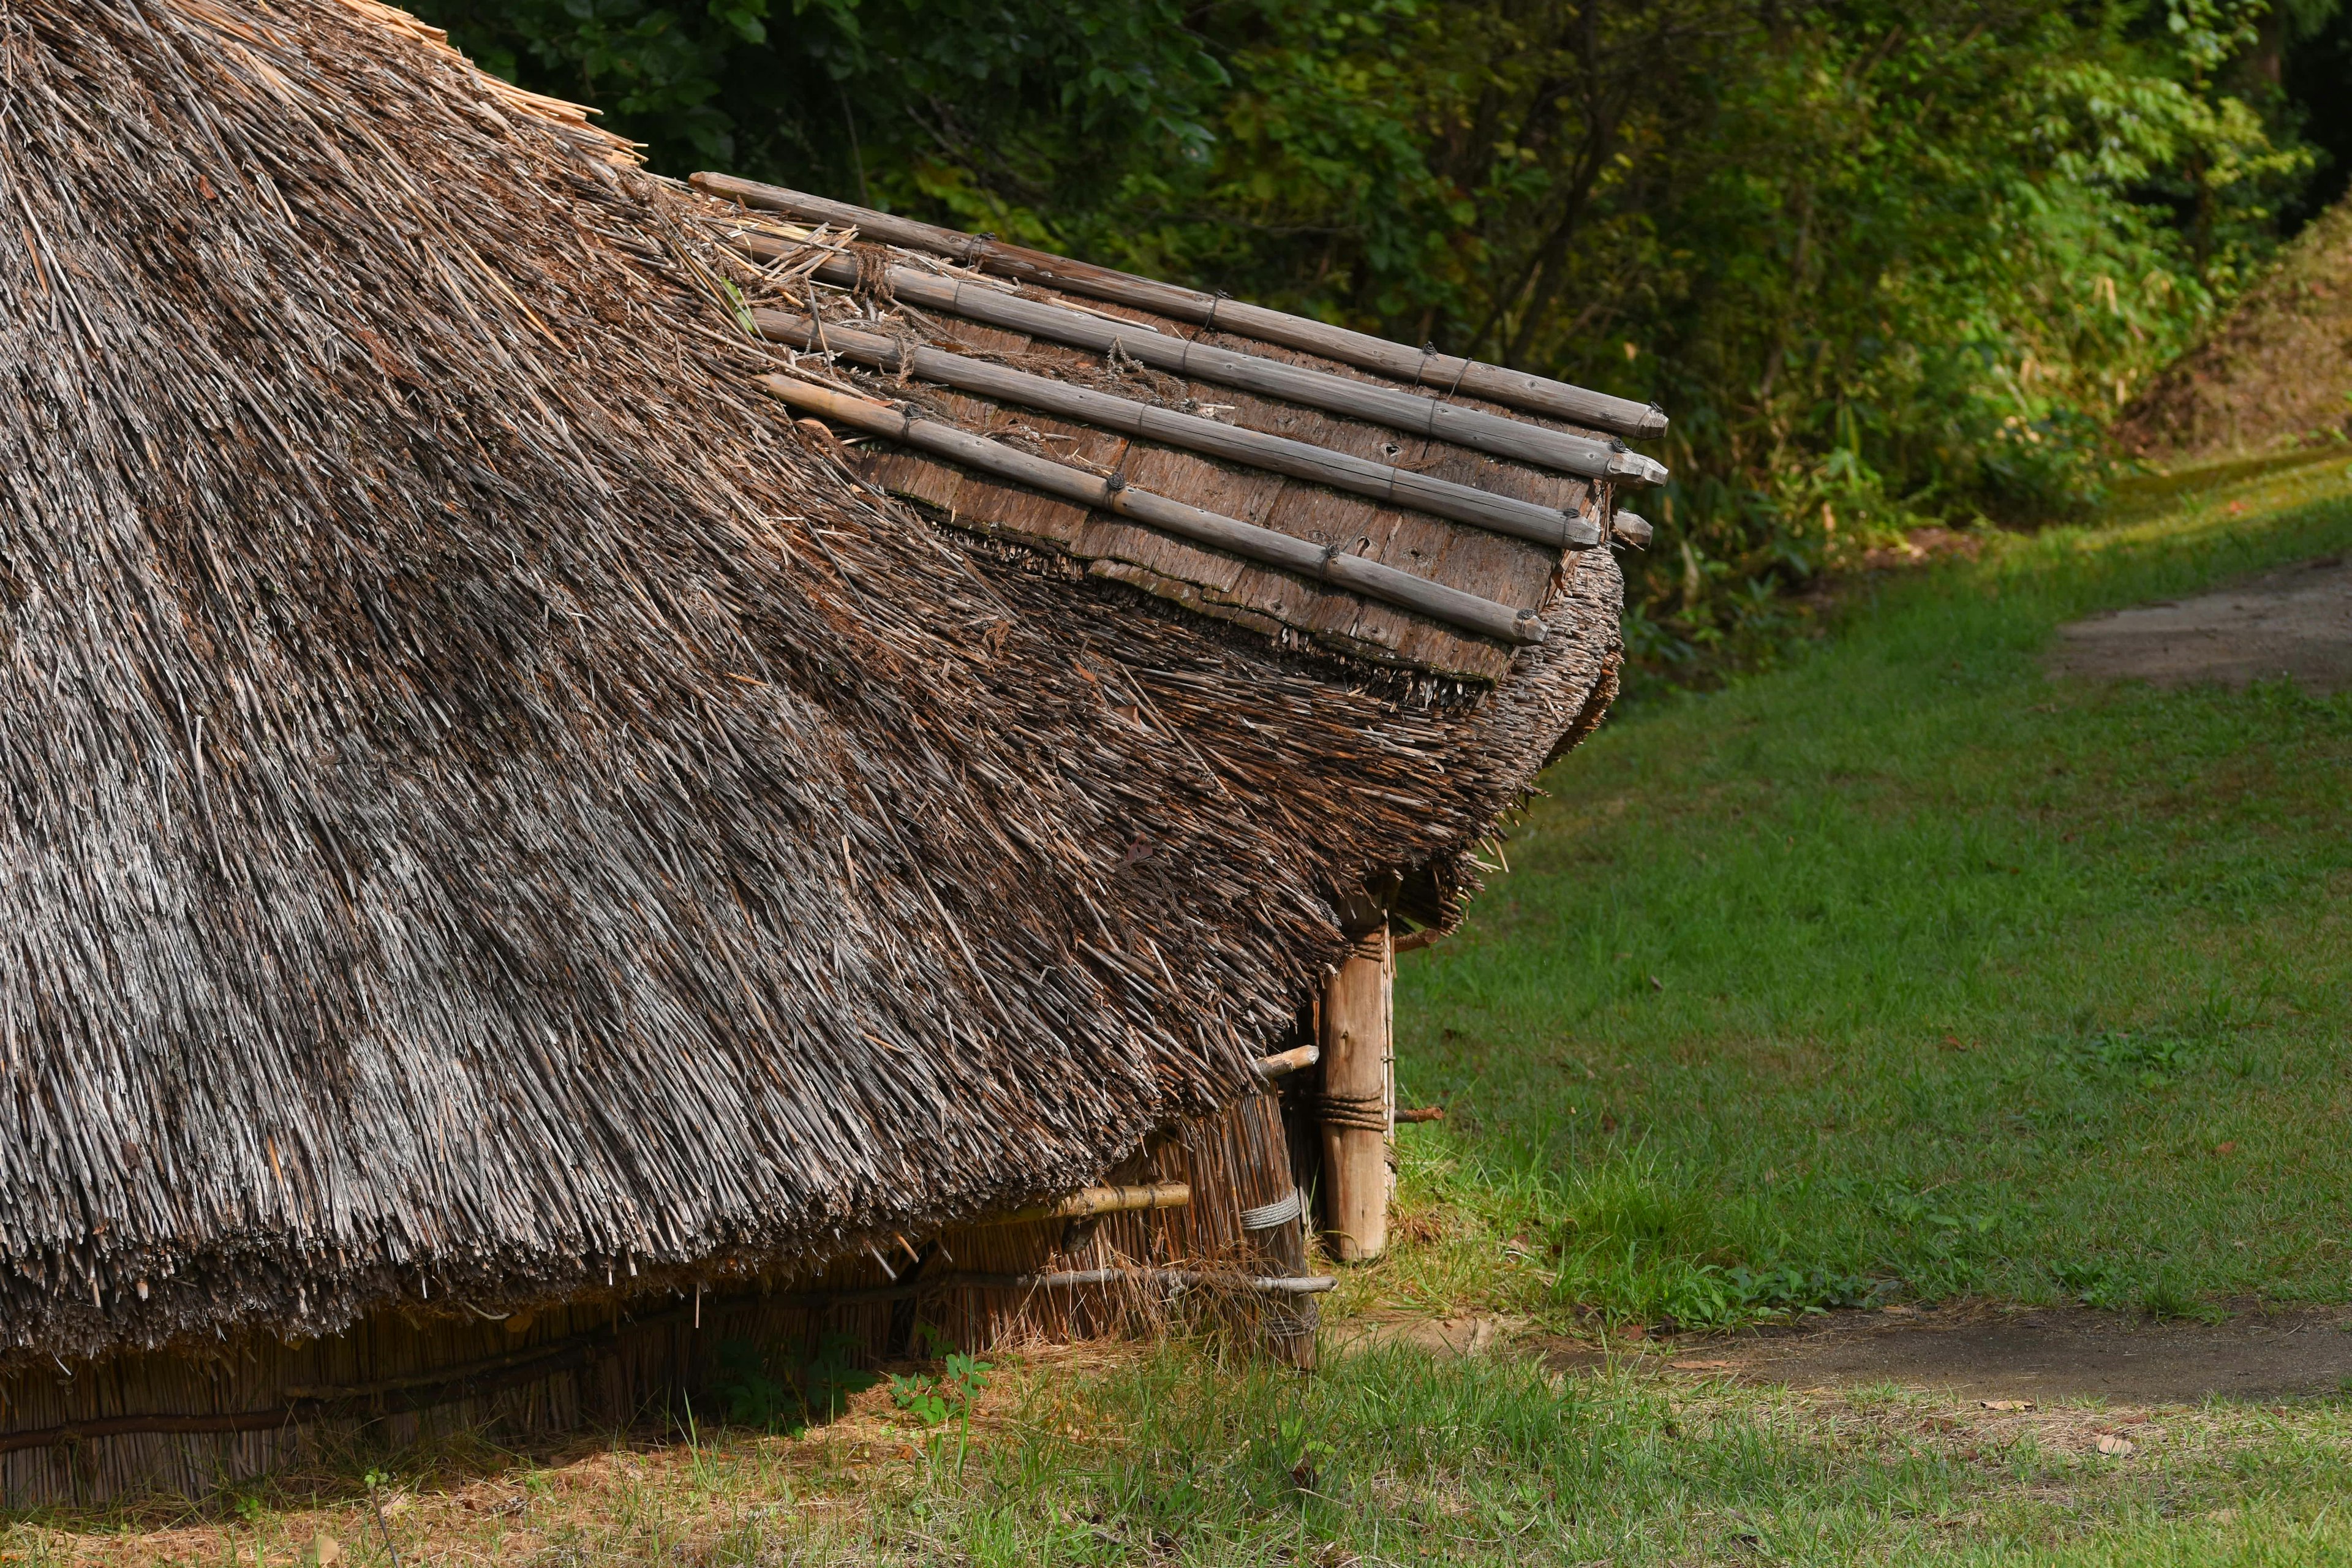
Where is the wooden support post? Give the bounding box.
[1319,918,1393,1262]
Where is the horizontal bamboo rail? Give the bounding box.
[777,1268,1338,1306]
[954,1267,1335,1295]
[775,255,1665,486]
[983,1181,1189,1226]
[691,173,1668,440]
[0,1295,714,1452]
[1,1408,301,1452]
[750,311,1599,551]
[760,375,1548,646]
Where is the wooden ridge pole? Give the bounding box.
[1319,911,1393,1263]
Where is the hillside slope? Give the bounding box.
[2116,197,2352,462]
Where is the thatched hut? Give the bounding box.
[0,0,1659,1502]
[2114,194,2352,462]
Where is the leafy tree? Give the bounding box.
[414,0,2337,678]
[416,0,1225,201]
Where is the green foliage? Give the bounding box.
[707,1331,878,1432]
[887,1340,991,1428]
[413,0,2338,677]
[709,1336,796,1430]
[413,0,1224,188]
[2059,1027,2201,1088]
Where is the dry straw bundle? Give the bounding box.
[0,0,1618,1373]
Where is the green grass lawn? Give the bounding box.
[13,455,2352,1566]
[42,1335,2350,1567]
[1384,453,2352,1329]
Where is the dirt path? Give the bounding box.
[1345,1305,2352,1405]
[2048,552,2352,690]
[1648,1304,2352,1404]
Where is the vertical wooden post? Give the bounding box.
[1319,917,1393,1262]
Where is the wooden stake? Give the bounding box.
[1319,918,1393,1263]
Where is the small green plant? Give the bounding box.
[710,1336,797,1430]
[2140,1269,2220,1322]
[888,1369,952,1427]
[362,1468,403,1568]
[1274,1409,1336,1490]
[2052,1259,2125,1310]
[2060,1028,2196,1090]
[889,1324,992,1473]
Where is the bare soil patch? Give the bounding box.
[1330,1311,1521,1359]
[1617,1305,2352,1405]
[2048,552,2352,691]
[1362,1305,2352,1406]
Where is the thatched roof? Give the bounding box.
[682,176,1661,682]
[0,0,1629,1369]
[2116,195,2352,461]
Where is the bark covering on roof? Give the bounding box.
[0,0,1621,1368]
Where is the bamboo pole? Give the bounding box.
[690,173,1668,440]
[982,1181,1189,1226]
[750,311,1599,550]
[772,258,1665,486]
[757,375,1548,646]
[932,1268,1338,1295]
[774,1267,1339,1306]
[1319,918,1394,1263]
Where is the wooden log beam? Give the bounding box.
[1254,1042,1321,1080]
[758,375,1548,646]
[775,256,1665,486]
[749,310,1599,550]
[690,173,1668,440]
[1319,919,1393,1263]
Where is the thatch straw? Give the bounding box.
[0,0,1623,1371]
